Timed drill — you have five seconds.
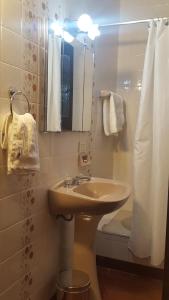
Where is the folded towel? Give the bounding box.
[1,113,40,174]
[102,90,125,136]
[103,98,111,136]
[112,93,125,133]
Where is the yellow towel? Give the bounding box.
[1,113,40,174]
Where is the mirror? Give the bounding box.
[42,21,94,132]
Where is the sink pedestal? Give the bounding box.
[73,214,102,300]
[49,177,130,299]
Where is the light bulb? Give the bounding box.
[77,14,93,32]
[88,24,100,40]
[63,31,74,43]
[50,21,63,36]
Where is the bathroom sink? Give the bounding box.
[48,177,131,215]
[49,177,131,300]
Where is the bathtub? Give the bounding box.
[96,210,132,262]
[96,210,164,268]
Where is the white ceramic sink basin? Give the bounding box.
[48,177,131,215]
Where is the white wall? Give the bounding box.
[90,1,120,179]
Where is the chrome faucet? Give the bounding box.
[73,175,91,185]
[63,175,91,187]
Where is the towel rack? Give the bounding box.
[8,88,31,116]
[99,90,123,100]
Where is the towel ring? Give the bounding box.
[9,88,31,116]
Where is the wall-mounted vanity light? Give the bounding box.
[77,14,100,40]
[50,14,101,43]
[77,14,93,32]
[50,21,63,36]
[62,31,74,43]
[50,21,75,43]
[88,24,100,40]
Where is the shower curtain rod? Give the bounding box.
[99,17,169,28]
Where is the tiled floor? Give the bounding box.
[98,267,163,300]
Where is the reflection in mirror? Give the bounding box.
[61,41,73,131]
[72,39,94,132]
[43,21,94,132]
[47,32,62,132]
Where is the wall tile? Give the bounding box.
[38,47,45,77]
[30,279,56,300]
[0,211,55,263]
[120,2,169,24]
[0,98,10,115]
[38,133,51,158]
[22,39,38,74]
[0,23,1,59]
[0,187,47,231]
[0,0,92,297]
[22,0,39,44]
[22,71,38,101]
[0,0,1,24]
[0,235,58,299]
[0,166,39,198]
[0,63,22,98]
[38,0,48,47]
[0,246,37,294]
[1,28,22,68]
[1,0,22,34]
[38,17,46,48]
[50,132,79,156]
[38,0,48,17]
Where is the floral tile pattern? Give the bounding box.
[30,102,38,121]
[37,1,48,48]
[22,71,38,101]
[38,0,48,17]
[22,0,39,44]
[0,0,90,299]
[20,189,36,218]
[22,40,38,74]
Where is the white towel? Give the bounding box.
[102,91,125,136]
[98,211,119,231]
[103,98,111,136]
[112,93,125,132]
[1,112,40,174]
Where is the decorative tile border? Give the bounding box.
[0,0,88,299]
[22,71,38,100]
[22,0,39,44]
[22,39,38,74]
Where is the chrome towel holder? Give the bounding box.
[8,88,31,116]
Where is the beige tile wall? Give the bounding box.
[91,0,169,211]
[114,0,169,211]
[0,0,90,299]
[2,0,168,295]
[90,1,120,179]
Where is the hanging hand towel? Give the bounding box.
[102,90,125,136]
[103,97,111,136]
[110,93,125,133]
[1,113,40,174]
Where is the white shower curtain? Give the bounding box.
[129,19,169,266]
[47,33,61,132]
